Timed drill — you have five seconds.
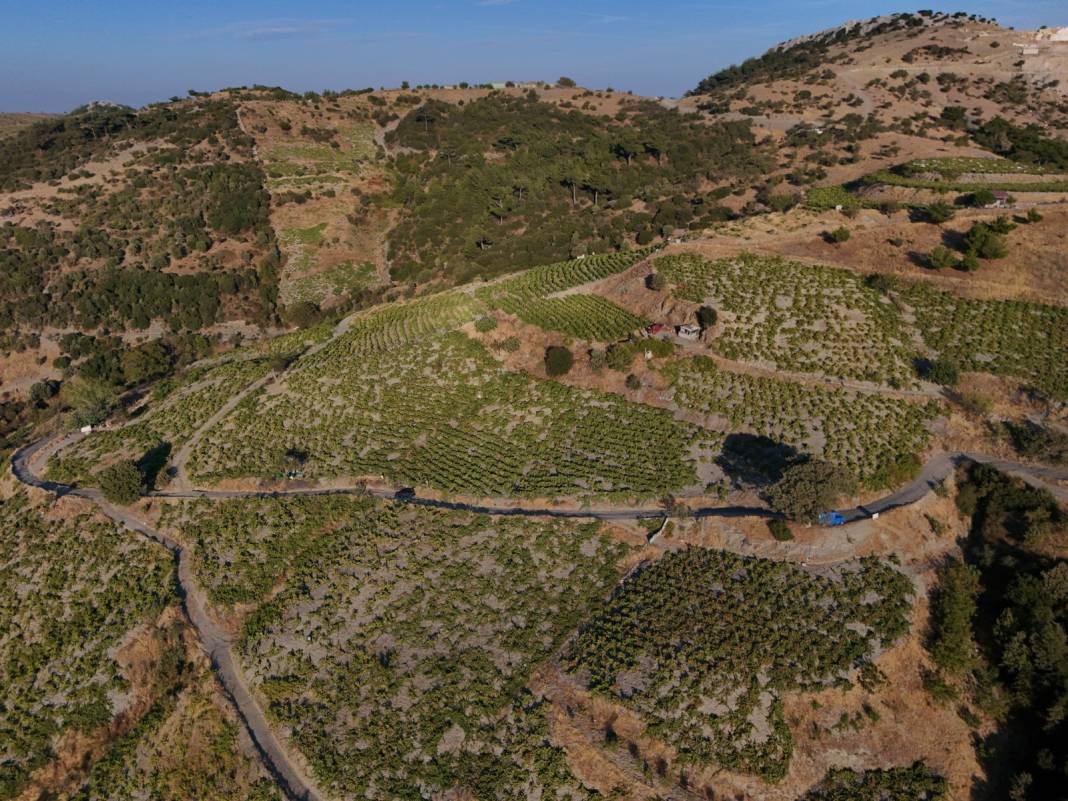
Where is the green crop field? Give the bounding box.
[900,283,1068,400]
[653,253,916,385]
[0,492,174,800]
[668,357,940,487]
[188,330,718,500]
[159,495,625,800]
[566,549,913,782]
[279,260,376,307]
[263,123,376,181]
[278,223,327,273]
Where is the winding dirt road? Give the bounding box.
[10,431,1068,801]
[11,436,329,801]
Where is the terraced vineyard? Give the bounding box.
[669,357,940,487]
[899,156,1056,177]
[498,293,646,341]
[189,331,717,500]
[567,549,914,782]
[160,495,625,800]
[473,248,657,339]
[47,356,275,486]
[653,254,915,385]
[302,290,484,360]
[867,169,1068,193]
[477,247,658,305]
[900,283,1068,400]
[0,492,175,799]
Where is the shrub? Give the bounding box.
[646,272,667,291]
[544,345,574,376]
[827,226,851,244]
[927,245,957,270]
[625,373,641,390]
[286,301,322,328]
[697,305,718,328]
[29,380,59,407]
[766,459,857,524]
[605,343,636,371]
[925,357,960,386]
[768,519,793,541]
[989,215,1017,235]
[924,202,955,224]
[958,391,992,417]
[474,315,498,333]
[97,460,144,505]
[64,379,118,428]
[1004,421,1068,464]
[1026,208,1043,223]
[269,354,293,372]
[928,563,981,675]
[970,188,996,207]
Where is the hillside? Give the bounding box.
[0,112,59,139]
[3,9,1068,801]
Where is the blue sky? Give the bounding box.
[1,0,1064,111]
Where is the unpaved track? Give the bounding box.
[10,433,1068,801]
[11,436,329,801]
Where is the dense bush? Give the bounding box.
[801,763,947,800]
[962,221,1008,259]
[927,562,981,674]
[927,245,957,270]
[97,460,144,504]
[383,93,769,283]
[827,226,851,244]
[766,459,857,523]
[924,202,955,224]
[932,464,1067,799]
[768,518,793,541]
[544,345,574,376]
[924,357,960,386]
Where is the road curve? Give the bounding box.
[11,435,328,801]
[10,434,1068,801]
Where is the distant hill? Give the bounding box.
[0,111,59,139]
[687,10,1068,133]
[1,8,1066,434]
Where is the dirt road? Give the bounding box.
[10,436,329,801]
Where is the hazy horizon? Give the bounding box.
[2,0,1065,113]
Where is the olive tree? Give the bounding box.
[98,461,144,505]
[766,460,857,524]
